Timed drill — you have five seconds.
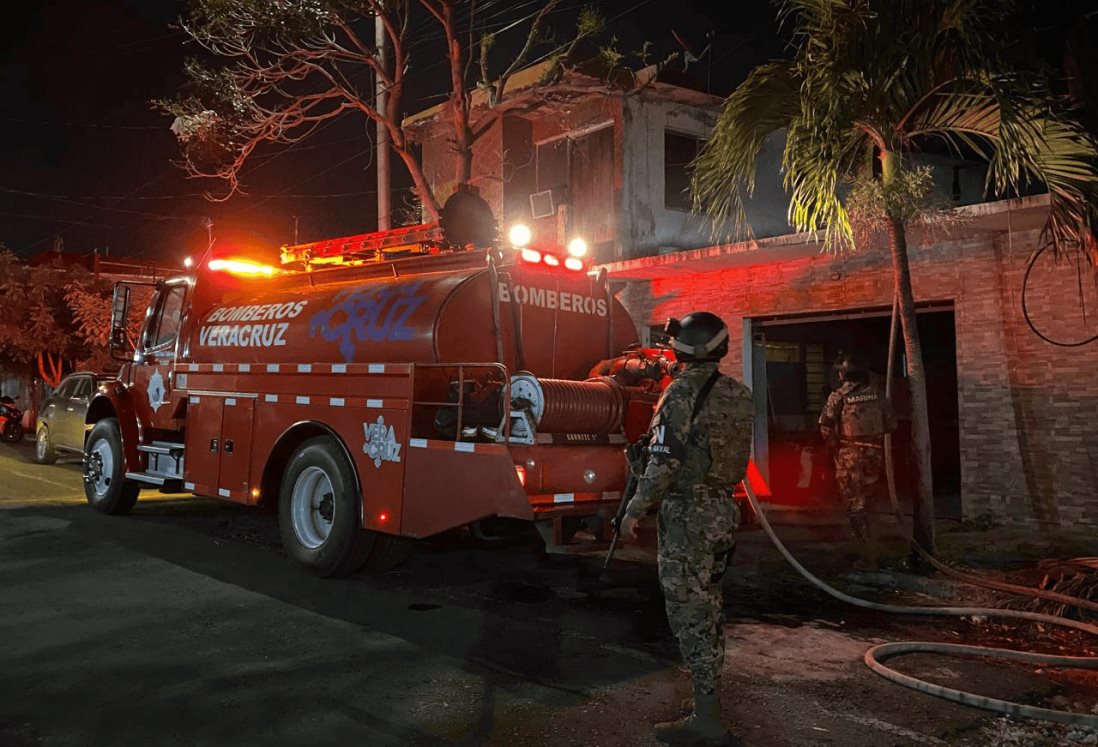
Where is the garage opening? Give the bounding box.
[749,304,961,519]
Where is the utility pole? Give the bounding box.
[293,215,299,245]
[376,7,391,231]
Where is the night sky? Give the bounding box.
[0,0,783,264]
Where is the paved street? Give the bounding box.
[1,440,1094,746]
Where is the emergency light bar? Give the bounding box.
[207,258,281,277]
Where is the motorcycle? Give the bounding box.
[0,396,25,443]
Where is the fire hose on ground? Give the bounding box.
[735,293,1098,728]
[741,478,1098,728]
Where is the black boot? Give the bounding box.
[654,689,742,746]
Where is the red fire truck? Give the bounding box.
[84,210,693,575]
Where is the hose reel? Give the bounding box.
[504,373,628,444]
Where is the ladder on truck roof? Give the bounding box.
[280,223,446,266]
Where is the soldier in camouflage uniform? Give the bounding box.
[818,352,896,570]
[620,312,754,747]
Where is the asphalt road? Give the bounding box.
[1,440,1094,746]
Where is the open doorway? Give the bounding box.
[749,305,961,519]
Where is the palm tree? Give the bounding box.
[691,0,1098,552]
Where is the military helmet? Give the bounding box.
[664,311,729,362]
[835,350,870,382]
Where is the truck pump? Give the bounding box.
[85,199,750,576]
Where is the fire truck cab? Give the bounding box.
[84,212,675,576]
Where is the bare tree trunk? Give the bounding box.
[886,216,936,554]
[381,128,441,221]
[428,0,474,189]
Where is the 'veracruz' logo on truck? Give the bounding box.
[309,281,427,362]
[363,416,401,468]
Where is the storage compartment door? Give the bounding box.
[183,395,224,496]
[218,397,255,502]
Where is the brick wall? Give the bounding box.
[617,207,1098,529]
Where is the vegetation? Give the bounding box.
[0,250,149,403]
[691,0,1098,552]
[158,0,606,220]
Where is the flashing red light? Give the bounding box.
[564,257,585,271]
[520,248,542,263]
[207,258,280,277]
[543,254,561,267]
[378,512,389,523]
[514,465,527,486]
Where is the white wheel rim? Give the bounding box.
[290,466,335,549]
[37,430,49,459]
[88,440,113,499]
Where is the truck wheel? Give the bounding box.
[279,436,373,577]
[83,418,140,515]
[364,533,414,573]
[35,426,58,464]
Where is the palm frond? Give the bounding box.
[783,121,868,249]
[690,61,800,240]
[903,78,1098,258]
[699,0,1098,262]
[999,111,1098,259]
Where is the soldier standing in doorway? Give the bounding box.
[818,351,896,570]
[620,311,754,746]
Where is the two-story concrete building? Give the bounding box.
[406,63,1098,531]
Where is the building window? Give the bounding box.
[536,138,570,194]
[664,131,702,211]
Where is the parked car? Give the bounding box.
[35,372,110,464]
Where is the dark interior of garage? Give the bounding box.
[757,308,961,519]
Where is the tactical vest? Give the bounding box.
[839,380,886,438]
[673,368,750,490]
[706,383,750,486]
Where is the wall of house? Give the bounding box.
[416,97,625,262]
[524,97,624,263]
[620,95,721,257]
[617,203,1098,529]
[418,114,513,222]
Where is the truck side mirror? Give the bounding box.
[109,285,132,360]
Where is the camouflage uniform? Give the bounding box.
[818,377,896,542]
[624,362,754,696]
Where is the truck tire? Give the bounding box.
[364,533,414,573]
[279,436,374,577]
[35,426,58,464]
[83,418,140,515]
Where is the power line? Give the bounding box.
[2,190,196,221]
[0,117,162,131]
[11,1,653,256]
[0,210,117,230]
[1,187,378,201]
[16,167,178,256]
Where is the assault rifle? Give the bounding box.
[602,435,650,572]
